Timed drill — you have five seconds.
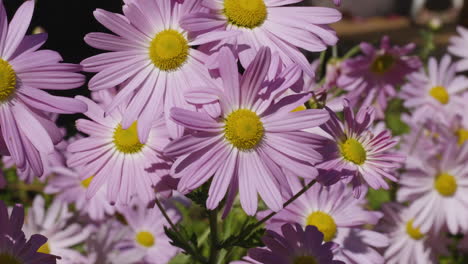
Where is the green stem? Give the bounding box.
[154,197,179,232]
[208,208,219,264]
[342,44,361,59]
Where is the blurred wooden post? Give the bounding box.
[461,0,468,27]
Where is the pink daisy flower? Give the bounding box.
[338,36,421,117]
[180,0,341,77]
[23,196,91,263]
[248,223,344,264]
[397,141,468,234]
[164,47,330,215]
[315,100,404,196]
[45,165,116,221]
[400,55,468,126]
[0,201,58,264]
[82,0,236,138]
[261,178,386,263]
[377,203,449,264]
[0,0,86,178]
[67,95,173,205]
[448,26,468,72]
[118,200,181,263]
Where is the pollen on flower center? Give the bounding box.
[224,109,264,151]
[149,29,189,72]
[113,122,144,154]
[224,0,267,29]
[293,256,318,264]
[434,172,457,197]
[0,59,17,102]
[456,129,468,145]
[340,138,367,165]
[81,176,94,189]
[135,231,155,248]
[306,211,337,242]
[37,242,51,254]
[406,219,424,240]
[371,54,395,74]
[429,86,449,105]
[0,253,22,264]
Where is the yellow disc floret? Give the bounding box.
[224,109,264,151]
[293,256,318,264]
[340,138,367,165]
[434,172,457,197]
[429,86,449,105]
[149,29,189,71]
[0,253,22,264]
[81,176,94,188]
[224,0,267,29]
[406,219,424,240]
[37,242,51,254]
[306,211,337,242]
[113,122,144,154]
[0,59,17,102]
[135,231,155,248]
[371,54,395,74]
[456,129,468,146]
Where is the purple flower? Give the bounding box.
[67,95,173,205]
[248,223,344,264]
[180,0,341,77]
[315,100,404,196]
[338,36,421,117]
[0,0,86,179]
[0,201,58,264]
[164,47,330,215]
[82,0,234,139]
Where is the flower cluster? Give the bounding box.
[1,0,468,263]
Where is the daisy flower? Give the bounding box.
[248,223,344,264]
[45,165,116,221]
[0,0,86,178]
[377,203,448,264]
[400,55,468,126]
[0,201,58,264]
[180,0,341,77]
[23,196,91,263]
[261,178,386,263]
[164,47,330,215]
[82,0,236,138]
[118,200,181,263]
[448,26,468,72]
[338,36,421,117]
[397,141,468,234]
[315,99,404,196]
[67,95,173,205]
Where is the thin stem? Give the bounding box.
[154,197,178,232]
[208,208,219,264]
[342,44,361,59]
[254,180,317,229]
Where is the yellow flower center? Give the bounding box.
[456,129,468,146]
[406,219,424,240]
[371,54,395,74]
[429,86,449,105]
[0,59,17,102]
[37,242,51,254]
[135,231,155,248]
[113,122,144,154]
[0,253,22,264]
[149,29,189,72]
[292,105,307,112]
[81,176,94,188]
[224,109,264,151]
[293,256,318,264]
[434,173,457,197]
[224,0,267,29]
[340,138,367,165]
[306,211,337,242]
